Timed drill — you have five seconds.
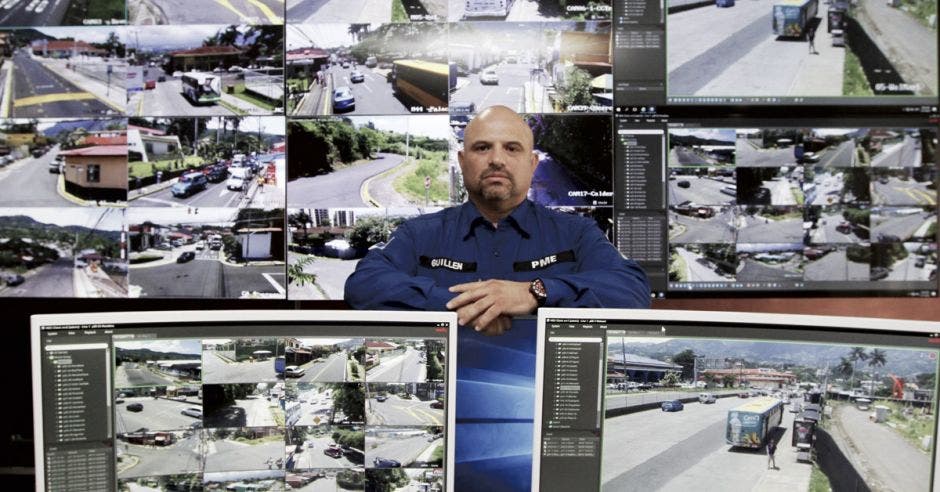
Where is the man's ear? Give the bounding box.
[530,150,539,171]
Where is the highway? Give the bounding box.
[451,60,542,114]
[129,76,235,117]
[287,153,404,208]
[11,52,115,117]
[366,346,427,383]
[287,0,391,23]
[133,0,283,24]
[130,178,248,208]
[367,394,443,426]
[116,397,201,434]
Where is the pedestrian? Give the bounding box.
[807,27,817,54]
[257,175,265,194]
[767,438,777,469]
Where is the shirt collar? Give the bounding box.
[460,200,534,240]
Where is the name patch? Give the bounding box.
[420,256,477,272]
[514,250,576,271]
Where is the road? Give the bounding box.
[737,258,802,282]
[0,147,74,207]
[116,397,201,434]
[291,435,357,469]
[323,63,412,116]
[366,346,427,383]
[2,258,74,297]
[668,178,736,206]
[366,432,437,468]
[129,77,236,117]
[11,52,115,117]
[872,177,935,206]
[292,351,348,382]
[830,403,931,492]
[118,432,201,479]
[287,253,358,301]
[816,140,857,168]
[736,213,803,243]
[131,259,285,298]
[872,212,935,242]
[668,1,844,97]
[287,153,404,207]
[115,362,180,387]
[669,209,735,244]
[884,254,934,281]
[205,438,284,472]
[367,394,443,426]
[871,136,922,167]
[130,178,249,208]
[808,211,865,243]
[803,248,870,281]
[807,170,845,206]
[669,147,714,166]
[134,0,283,24]
[451,61,540,114]
[856,0,937,96]
[205,394,281,428]
[751,177,800,206]
[293,387,338,426]
[674,247,731,282]
[602,397,809,491]
[286,0,391,23]
[202,351,278,384]
[0,0,69,26]
[734,141,796,168]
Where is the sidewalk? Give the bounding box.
[221,91,278,116]
[34,56,125,112]
[73,266,127,298]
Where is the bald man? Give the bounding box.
[344,106,650,335]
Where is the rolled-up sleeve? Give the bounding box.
[344,222,453,311]
[540,221,651,309]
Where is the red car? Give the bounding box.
[323,446,343,458]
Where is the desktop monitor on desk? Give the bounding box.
[533,308,940,492]
[31,310,457,492]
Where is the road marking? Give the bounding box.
[262,272,285,294]
[14,92,97,107]
[244,0,282,23]
[213,0,253,23]
[0,63,13,117]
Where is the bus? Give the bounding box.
[391,60,449,111]
[772,0,818,38]
[181,72,222,105]
[726,397,784,448]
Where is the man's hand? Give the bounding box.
[446,279,537,333]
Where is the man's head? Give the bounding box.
[458,105,538,214]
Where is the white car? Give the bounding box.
[226,167,251,191]
[181,407,202,418]
[285,366,305,378]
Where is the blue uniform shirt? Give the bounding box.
[344,200,651,310]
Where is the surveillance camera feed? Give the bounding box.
[534,311,940,492]
[33,312,454,491]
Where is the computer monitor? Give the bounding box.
[533,308,940,492]
[32,310,457,492]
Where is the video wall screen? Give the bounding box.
[0,2,932,301]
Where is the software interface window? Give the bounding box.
[533,310,940,492]
[33,312,454,492]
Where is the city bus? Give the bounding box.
[391,60,449,111]
[726,397,785,448]
[181,72,222,105]
[772,0,818,38]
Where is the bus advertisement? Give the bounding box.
[391,60,449,112]
[772,0,819,38]
[726,397,785,448]
[181,72,222,105]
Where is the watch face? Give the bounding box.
[531,279,547,304]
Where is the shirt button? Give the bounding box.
[493,250,500,257]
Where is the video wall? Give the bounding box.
[0,0,934,301]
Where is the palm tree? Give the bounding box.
[836,356,854,380]
[848,347,869,391]
[867,349,887,395]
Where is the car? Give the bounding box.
[430,399,444,409]
[720,186,737,197]
[144,80,156,90]
[226,170,250,191]
[342,62,350,69]
[375,394,387,402]
[738,392,749,398]
[480,69,499,85]
[677,180,691,188]
[635,383,652,390]
[115,397,125,404]
[878,176,890,185]
[698,393,716,404]
[751,187,772,204]
[3,274,24,286]
[157,75,166,82]
[870,266,890,281]
[176,251,195,263]
[170,172,208,198]
[332,86,355,112]
[876,233,901,243]
[195,241,206,251]
[48,160,62,173]
[323,446,343,458]
[350,70,365,83]
[126,403,144,412]
[804,248,827,260]
[831,29,845,47]
[373,457,402,468]
[801,152,820,163]
[181,407,202,418]
[204,165,227,183]
[661,400,684,412]
[836,222,852,234]
[284,366,305,378]
[915,256,926,268]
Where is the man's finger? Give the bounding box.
[445,285,487,310]
[473,303,502,333]
[459,296,495,328]
[448,280,485,293]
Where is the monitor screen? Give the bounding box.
[31,310,457,492]
[533,308,940,492]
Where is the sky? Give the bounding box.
[36,27,120,43]
[204,116,286,136]
[0,208,123,230]
[125,25,241,50]
[670,129,735,142]
[115,339,201,355]
[125,208,238,226]
[287,24,374,50]
[350,115,451,140]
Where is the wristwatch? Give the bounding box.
[529,278,547,308]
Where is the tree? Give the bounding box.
[331,383,364,423]
[866,348,887,394]
[672,349,697,381]
[560,66,593,109]
[848,347,869,389]
[661,372,681,387]
[721,374,737,388]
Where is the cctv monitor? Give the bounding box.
[533,308,940,492]
[32,310,456,491]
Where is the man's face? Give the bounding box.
[458,108,538,207]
